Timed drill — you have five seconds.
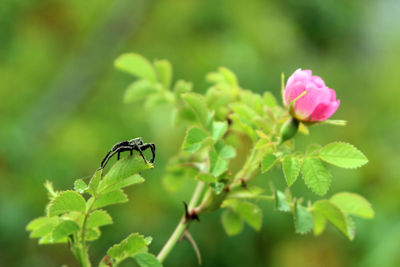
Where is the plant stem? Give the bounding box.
[157,182,205,263]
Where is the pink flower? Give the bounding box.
[284,69,340,122]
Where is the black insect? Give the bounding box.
[100,137,155,169]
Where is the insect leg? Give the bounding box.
[140,143,156,163]
[133,144,147,164]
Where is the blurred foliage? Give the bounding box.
[1,0,400,266]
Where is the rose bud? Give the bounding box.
[280,69,340,143]
[284,69,340,122]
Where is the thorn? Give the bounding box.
[181,230,202,265]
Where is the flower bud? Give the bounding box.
[280,117,299,143]
[284,69,340,122]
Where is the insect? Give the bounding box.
[100,137,155,169]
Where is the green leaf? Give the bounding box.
[263,92,277,107]
[301,157,331,196]
[312,210,327,235]
[74,179,88,193]
[173,80,192,96]
[212,121,228,140]
[294,202,313,234]
[261,154,277,173]
[52,220,80,241]
[124,80,159,103]
[313,200,353,240]
[135,253,163,267]
[182,93,209,127]
[230,103,259,124]
[85,227,101,241]
[319,142,368,169]
[330,192,374,219]
[196,173,215,183]
[99,155,151,193]
[235,201,262,231]
[209,150,228,177]
[154,59,172,89]
[115,53,157,82]
[29,218,59,238]
[86,210,113,228]
[88,169,102,195]
[93,189,128,209]
[282,156,301,186]
[48,191,86,216]
[275,190,291,212]
[217,145,236,160]
[210,182,224,194]
[26,216,58,231]
[103,174,145,194]
[108,233,149,260]
[183,127,209,152]
[218,67,238,86]
[221,209,243,236]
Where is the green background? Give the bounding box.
[1,0,400,266]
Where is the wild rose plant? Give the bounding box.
[27,53,373,267]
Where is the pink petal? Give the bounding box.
[284,81,306,106]
[329,89,336,101]
[286,69,311,88]
[293,84,331,120]
[310,100,340,121]
[311,76,326,88]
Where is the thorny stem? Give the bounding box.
[157,145,270,264]
[157,182,206,263]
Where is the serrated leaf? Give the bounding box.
[93,189,128,209]
[183,127,209,152]
[313,200,353,240]
[312,210,327,235]
[212,121,228,140]
[221,209,243,236]
[294,202,313,234]
[261,154,277,173]
[99,155,151,193]
[319,142,368,169]
[86,210,113,228]
[302,157,331,196]
[102,174,144,194]
[74,179,88,193]
[29,218,59,238]
[275,190,291,212]
[26,216,58,231]
[88,169,102,195]
[48,191,86,216]
[330,192,374,219]
[124,80,159,103]
[235,201,262,231]
[85,227,101,241]
[108,233,149,260]
[209,150,228,177]
[182,93,209,127]
[135,253,162,267]
[115,53,157,82]
[52,220,80,241]
[39,234,65,244]
[154,59,172,89]
[282,156,301,186]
